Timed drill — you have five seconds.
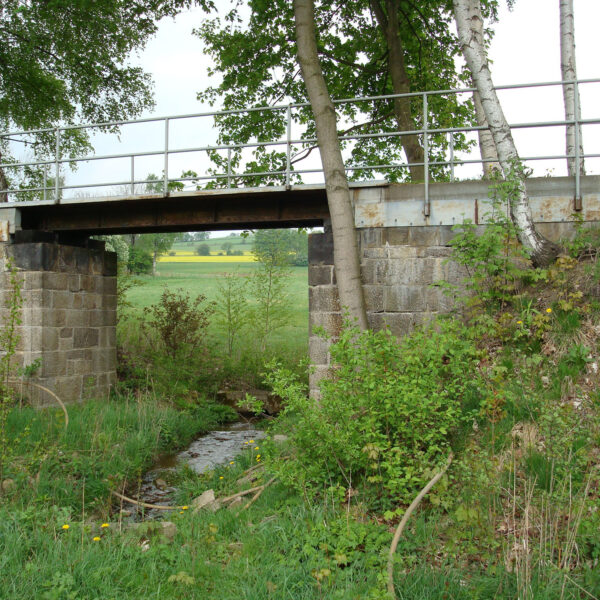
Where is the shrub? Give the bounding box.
[143,288,215,359]
[266,320,482,509]
[196,245,210,256]
[127,247,152,274]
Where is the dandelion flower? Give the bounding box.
[93,536,101,542]
[249,440,254,444]
[61,524,70,530]
[546,308,552,313]
[256,454,261,459]
[181,506,188,510]
[517,320,523,325]
[219,476,224,480]
[179,511,184,514]
[229,461,234,465]
[101,523,110,528]
[254,447,259,450]
[256,458,261,462]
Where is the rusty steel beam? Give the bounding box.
[18,187,330,234]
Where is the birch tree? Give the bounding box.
[453,0,560,267]
[293,0,368,330]
[559,0,585,176]
[469,11,500,178]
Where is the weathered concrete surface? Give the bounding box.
[0,240,117,404]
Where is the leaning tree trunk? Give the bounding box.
[469,10,500,178]
[294,0,368,330]
[370,0,425,181]
[559,0,585,176]
[453,0,560,267]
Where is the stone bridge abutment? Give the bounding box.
[0,176,598,403]
[0,236,116,403]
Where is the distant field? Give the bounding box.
[159,254,255,263]
[123,260,308,353]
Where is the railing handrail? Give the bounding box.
[1,77,599,212]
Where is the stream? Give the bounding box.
[125,422,266,520]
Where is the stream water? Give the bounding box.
[126,422,265,520]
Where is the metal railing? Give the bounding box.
[1,78,599,216]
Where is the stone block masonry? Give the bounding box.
[307,222,580,397]
[0,240,117,404]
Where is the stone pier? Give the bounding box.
[308,221,586,397]
[0,237,117,404]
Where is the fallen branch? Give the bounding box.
[242,463,264,476]
[241,477,276,511]
[9,379,69,430]
[111,490,181,511]
[387,452,454,600]
[221,483,266,504]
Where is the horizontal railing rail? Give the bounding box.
[1,78,599,214]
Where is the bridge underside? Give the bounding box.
[16,186,330,237]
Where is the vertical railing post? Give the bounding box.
[43,163,48,202]
[574,78,582,211]
[449,132,455,182]
[163,118,170,195]
[54,127,61,204]
[285,104,292,189]
[227,147,232,188]
[423,93,430,217]
[130,155,135,195]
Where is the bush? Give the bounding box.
[266,320,482,509]
[143,288,215,359]
[127,247,152,275]
[196,245,210,256]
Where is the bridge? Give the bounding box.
[1,79,599,400]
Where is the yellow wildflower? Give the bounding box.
[93,536,101,542]
[517,320,523,325]
[254,447,259,450]
[546,308,552,314]
[249,440,254,444]
[181,506,188,510]
[61,524,70,530]
[229,461,234,465]
[219,476,224,480]
[101,523,110,528]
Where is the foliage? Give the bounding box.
[0,0,215,196]
[446,169,535,309]
[214,273,249,357]
[0,258,23,491]
[266,320,482,508]
[249,261,291,352]
[194,0,503,185]
[143,287,215,359]
[252,229,303,266]
[196,244,211,256]
[127,246,153,275]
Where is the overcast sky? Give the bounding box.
[51,0,600,236]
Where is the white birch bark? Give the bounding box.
[560,0,585,176]
[294,0,369,330]
[469,11,500,178]
[453,0,559,267]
